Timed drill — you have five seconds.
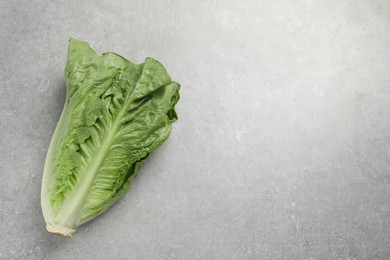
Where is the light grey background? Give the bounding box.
[1,0,390,259]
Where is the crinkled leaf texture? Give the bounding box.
[41,39,180,236]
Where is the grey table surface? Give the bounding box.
[1,0,390,259]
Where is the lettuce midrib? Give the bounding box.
[55,72,140,227]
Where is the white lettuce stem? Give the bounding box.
[46,224,75,237]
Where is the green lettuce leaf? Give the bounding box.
[41,39,180,236]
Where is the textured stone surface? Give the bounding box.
[1,0,390,259]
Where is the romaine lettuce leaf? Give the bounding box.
[41,39,180,237]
